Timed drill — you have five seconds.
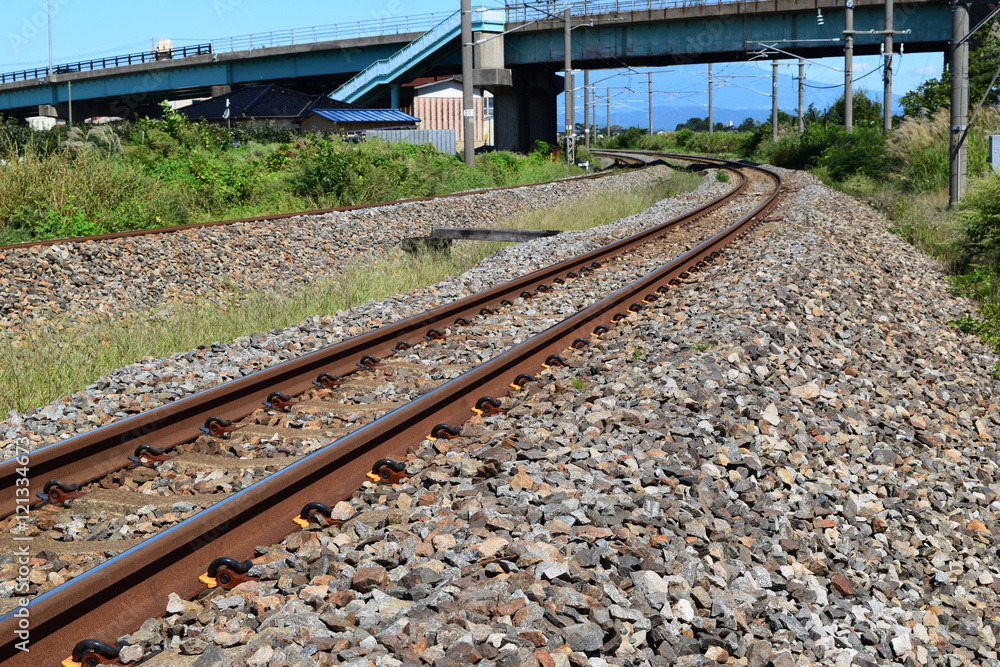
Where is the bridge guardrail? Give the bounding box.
[2,1,758,87]
[333,11,461,103]
[0,11,452,85]
[208,12,452,54]
[505,0,744,22]
[0,44,213,84]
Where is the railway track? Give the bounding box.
[0,160,638,253]
[0,152,781,666]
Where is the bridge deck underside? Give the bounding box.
[505,4,952,68]
[0,2,954,118]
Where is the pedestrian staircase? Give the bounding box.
[332,8,504,106]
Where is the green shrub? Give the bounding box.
[674,129,694,148]
[960,173,1000,268]
[478,151,523,183]
[890,108,1000,192]
[756,124,838,170]
[683,132,743,155]
[233,121,301,145]
[0,151,186,241]
[819,127,898,182]
[738,128,768,159]
[0,115,581,243]
[603,127,647,150]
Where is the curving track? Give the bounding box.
[0,152,782,665]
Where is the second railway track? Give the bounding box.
[0,152,782,665]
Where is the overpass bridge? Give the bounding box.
[0,0,961,149]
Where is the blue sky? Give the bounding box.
[1,0,942,118]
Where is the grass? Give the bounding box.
[835,174,966,271]
[0,171,702,416]
[0,111,584,245]
[823,111,1000,379]
[947,266,1000,379]
[443,171,702,264]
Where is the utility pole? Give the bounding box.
[67,80,72,126]
[708,63,714,135]
[883,0,893,134]
[844,0,854,131]
[461,0,475,168]
[563,7,575,163]
[584,70,590,149]
[606,86,611,138]
[647,72,653,135]
[798,60,805,133]
[47,0,53,78]
[772,61,779,141]
[949,0,969,206]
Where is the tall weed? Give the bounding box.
[0,152,184,243]
[0,174,694,413]
[890,108,1000,191]
[0,116,582,243]
[959,173,1000,268]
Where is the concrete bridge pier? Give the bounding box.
[471,29,555,154]
[36,99,163,123]
[491,69,559,153]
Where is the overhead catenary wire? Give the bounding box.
[804,62,884,89]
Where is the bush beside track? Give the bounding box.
[0,106,580,245]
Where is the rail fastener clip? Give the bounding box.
[128,444,171,467]
[38,480,85,507]
[263,391,295,412]
[367,458,411,484]
[199,557,256,590]
[200,416,237,438]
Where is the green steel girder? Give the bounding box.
[0,1,955,117]
[504,4,953,68]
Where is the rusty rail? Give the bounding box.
[0,153,740,519]
[0,154,778,666]
[0,164,641,252]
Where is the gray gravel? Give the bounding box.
[0,165,702,457]
[5,166,1000,667]
[0,170,665,333]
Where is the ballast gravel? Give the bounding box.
[0,169,666,333]
[0,165,705,455]
[5,167,1000,667]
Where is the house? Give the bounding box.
[178,84,418,133]
[298,108,419,133]
[400,77,493,151]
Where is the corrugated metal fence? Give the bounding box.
[367,129,457,155]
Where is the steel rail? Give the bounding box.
[1,166,640,252]
[0,154,743,519]
[0,157,780,665]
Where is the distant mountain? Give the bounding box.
[576,66,902,133]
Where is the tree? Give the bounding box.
[675,116,709,132]
[736,117,757,132]
[900,76,950,118]
[804,103,823,125]
[900,30,1000,117]
[825,91,883,128]
[777,110,797,126]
